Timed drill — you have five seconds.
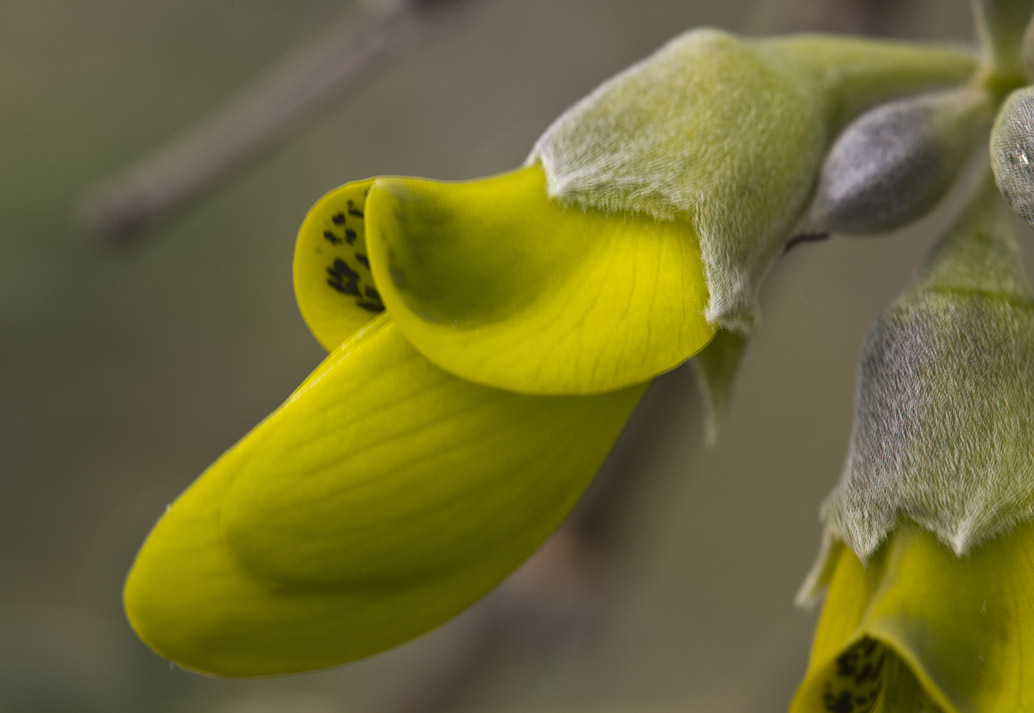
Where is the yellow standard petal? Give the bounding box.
[293,178,385,351]
[359,163,715,395]
[792,519,1034,713]
[124,314,646,676]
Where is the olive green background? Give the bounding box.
[0,2,1007,712]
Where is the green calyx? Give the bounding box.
[819,177,1034,562]
[532,28,977,332]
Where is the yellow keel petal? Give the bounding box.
[125,315,645,676]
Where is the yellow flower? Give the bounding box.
[123,29,977,677]
[793,520,1034,713]
[122,164,710,677]
[792,178,1034,712]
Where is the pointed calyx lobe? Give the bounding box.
[821,179,1034,561]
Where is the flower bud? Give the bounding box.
[991,85,1034,225]
[806,87,991,235]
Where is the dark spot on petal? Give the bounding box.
[822,690,855,713]
[836,650,859,677]
[327,258,360,296]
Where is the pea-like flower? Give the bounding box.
[794,520,1034,713]
[791,178,1034,712]
[123,29,975,676]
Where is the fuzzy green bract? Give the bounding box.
[818,179,1034,561]
[532,29,977,331]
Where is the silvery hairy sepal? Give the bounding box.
[530,28,977,333]
[816,178,1034,565]
[805,86,992,236]
[991,85,1034,225]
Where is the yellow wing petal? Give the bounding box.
[363,164,715,394]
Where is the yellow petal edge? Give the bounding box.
[792,519,1034,713]
[294,177,384,351]
[124,315,645,676]
[354,163,715,395]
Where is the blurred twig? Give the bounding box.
[748,0,909,35]
[78,0,473,248]
[372,523,616,713]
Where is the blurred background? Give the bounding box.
[0,1,1007,712]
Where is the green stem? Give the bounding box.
[971,0,1034,81]
[756,35,980,131]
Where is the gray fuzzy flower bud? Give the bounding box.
[991,85,1034,225]
[807,87,992,235]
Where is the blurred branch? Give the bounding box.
[749,0,909,35]
[78,0,474,248]
[374,603,496,713]
[373,525,614,713]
